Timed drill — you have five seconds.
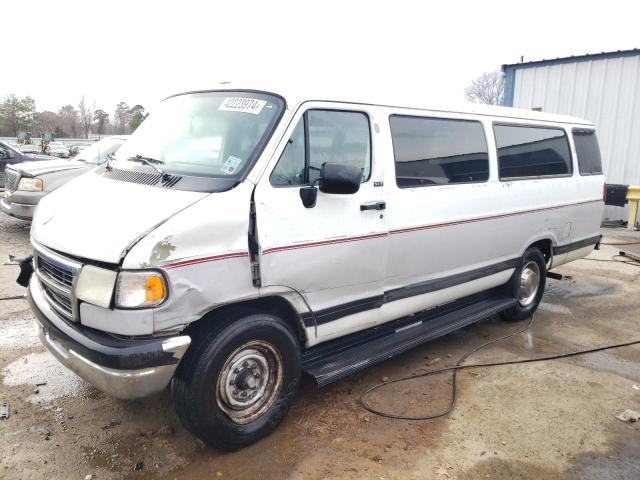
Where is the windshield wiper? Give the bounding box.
[128,154,169,179]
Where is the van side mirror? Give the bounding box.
[298,163,361,209]
[318,163,361,194]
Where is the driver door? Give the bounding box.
[254,105,388,341]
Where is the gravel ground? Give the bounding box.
[0,212,639,480]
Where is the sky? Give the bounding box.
[4,0,639,114]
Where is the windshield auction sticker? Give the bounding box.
[221,155,243,175]
[219,97,267,115]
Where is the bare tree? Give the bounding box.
[58,105,79,137]
[33,111,59,135]
[78,96,94,139]
[465,70,504,105]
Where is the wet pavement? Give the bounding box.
[0,213,639,479]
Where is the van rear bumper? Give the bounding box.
[28,277,191,399]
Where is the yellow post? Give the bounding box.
[627,185,640,230]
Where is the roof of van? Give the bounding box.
[170,81,594,126]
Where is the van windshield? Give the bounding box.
[113,91,284,178]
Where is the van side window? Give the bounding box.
[270,110,371,186]
[494,124,572,179]
[572,129,603,175]
[389,115,489,188]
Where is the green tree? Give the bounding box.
[0,94,36,136]
[128,104,148,133]
[93,109,110,137]
[114,101,131,134]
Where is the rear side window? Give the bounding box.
[573,129,603,175]
[494,124,572,179]
[270,110,371,186]
[390,115,489,188]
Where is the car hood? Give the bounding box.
[11,159,88,177]
[21,153,58,162]
[31,171,209,264]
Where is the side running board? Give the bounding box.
[302,292,516,387]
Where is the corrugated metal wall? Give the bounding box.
[511,54,640,220]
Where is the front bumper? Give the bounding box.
[1,196,36,220]
[28,277,191,399]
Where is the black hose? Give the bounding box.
[360,313,640,420]
[0,294,26,301]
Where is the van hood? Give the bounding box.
[12,159,88,177]
[31,171,209,264]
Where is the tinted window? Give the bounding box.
[270,110,371,186]
[495,124,572,179]
[390,115,489,187]
[573,129,603,175]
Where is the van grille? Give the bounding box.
[37,255,74,289]
[4,169,20,192]
[41,283,74,319]
[34,247,81,321]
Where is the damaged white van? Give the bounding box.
[25,85,604,450]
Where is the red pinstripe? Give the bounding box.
[390,198,603,235]
[262,232,388,255]
[163,251,248,269]
[161,198,603,267]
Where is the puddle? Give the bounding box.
[568,428,640,479]
[459,458,563,480]
[571,351,640,382]
[548,278,616,299]
[0,314,40,349]
[539,302,572,315]
[3,351,93,402]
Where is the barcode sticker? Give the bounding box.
[218,97,267,115]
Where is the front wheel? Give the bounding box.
[500,247,547,321]
[172,314,301,450]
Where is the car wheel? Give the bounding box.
[500,247,546,322]
[172,313,301,450]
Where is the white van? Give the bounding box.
[26,85,604,450]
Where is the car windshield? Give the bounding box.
[76,138,125,164]
[1,142,20,155]
[113,91,284,178]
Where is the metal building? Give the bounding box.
[503,49,640,220]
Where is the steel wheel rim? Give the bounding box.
[216,340,283,425]
[518,260,540,307]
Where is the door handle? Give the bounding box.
[360,201,386,211]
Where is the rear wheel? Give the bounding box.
[172,314,301,450]
[500,247,546,321]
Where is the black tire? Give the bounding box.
[172,314,301,451]
[499,247,547,322]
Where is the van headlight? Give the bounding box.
[18,178,43,191]
[115,271,167,308]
